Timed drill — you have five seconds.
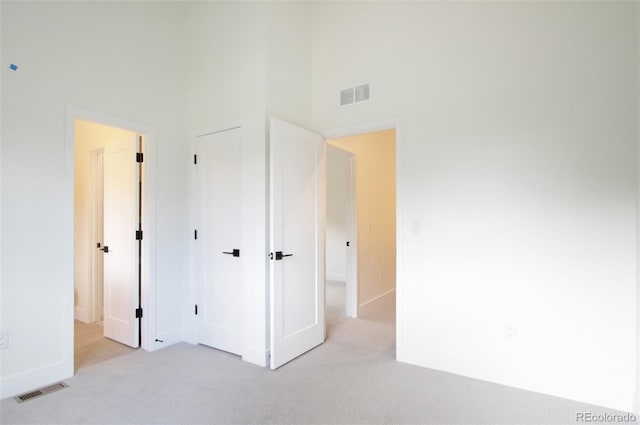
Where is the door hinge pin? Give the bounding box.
[135,230,143,240]
[135,307,143,319]
[136,152,144,163]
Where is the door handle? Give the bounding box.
[99,246,109,253]
[274,251,293,260]
[222,249,240,257]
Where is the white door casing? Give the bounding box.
[103,133,140,348]
[270,117,326,369]
[195,128,243,355]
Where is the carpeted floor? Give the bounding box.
[0,284,633,425]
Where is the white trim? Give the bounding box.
[66,105,158,359]
[74,308,90,323]
[358,288,396,315]
[0,360,67,400]
[243,346,269,367]
[324,118,399,139]
[326,273,347,282]
[193,120,244,139]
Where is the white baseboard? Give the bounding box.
[358,288,396,315]
[0,360,72,400]
[147,329,181,351]
[242,346,269,367]
[326,273,347,282]
[74,308,90,323]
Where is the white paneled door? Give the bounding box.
[270,117,326,369]
[195,128,243,356]
[103,133,141,348]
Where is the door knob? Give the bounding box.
[222,249,240,257]
[99,246,109,253]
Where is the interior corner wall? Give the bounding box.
[265,1,313,130]
[329,129,396,310]
[184,1,313,365]
[312,1,638,412]
[184,1,269,366]
[0,1,189,398]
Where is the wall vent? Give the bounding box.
[340,88,354,106]
[340,83,370,107]
[15,382,69,403]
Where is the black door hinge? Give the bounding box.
[194,154,197,165]
[194,229,198,240]
[195,304,198,315]
[135,307,143,319]
[136,230,143,240]
[136,152,144,163]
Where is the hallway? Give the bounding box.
[74,320,135,372]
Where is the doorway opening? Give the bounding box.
[325,128,397,332]
[72,118,144,371]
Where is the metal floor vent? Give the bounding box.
[15,382,68,403]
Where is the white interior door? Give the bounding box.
[270,117,326,369]
[195,128,243,355]
[103,134,140,348]
[90,149,105,323]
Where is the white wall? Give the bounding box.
[312,1,638,412]
[326,147,349,281]
[1,2,189,398]
[2,0,637,413]
[330,129,396,310]
[74,120,137,323]
[184,1,313,365]
[184,1,268,365]
[265,2,313,130]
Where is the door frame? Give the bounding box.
[65,105,158,375]
[325,144,358,318]
[323,119,403,354]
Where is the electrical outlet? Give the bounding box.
[504,325,517,341]
[0,331,8,350]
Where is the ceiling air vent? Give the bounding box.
[340,83,370,107]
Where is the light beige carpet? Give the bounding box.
[1,291,632,425]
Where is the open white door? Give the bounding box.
[103,133,140,348]
[195,128,243,355]
[270,117,326,369]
